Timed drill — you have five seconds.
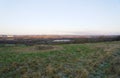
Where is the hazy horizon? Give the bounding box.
[0,0,120,35]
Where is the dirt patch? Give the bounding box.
[11,45,63,53]
[35,45,55,50]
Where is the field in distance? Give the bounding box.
[0,41,120,78]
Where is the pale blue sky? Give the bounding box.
[0,0,120,35]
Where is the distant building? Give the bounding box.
[6,35,14,40]
[0,35,7,40]
[7,35,14,37]
[0,35,2,40]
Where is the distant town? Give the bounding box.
[0,35,120,45]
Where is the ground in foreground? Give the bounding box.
[0,41,120,78]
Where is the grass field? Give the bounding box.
[0,41,120,78]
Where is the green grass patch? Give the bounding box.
[0,41,120,78]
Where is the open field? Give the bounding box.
[0,41,120,78]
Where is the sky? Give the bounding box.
[0,0,120,35]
